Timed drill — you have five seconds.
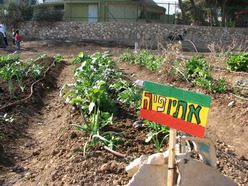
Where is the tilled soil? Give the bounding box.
[0,41,247,186]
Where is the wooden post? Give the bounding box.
[167,128,177,186]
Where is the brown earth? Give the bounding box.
[0,41,247,186]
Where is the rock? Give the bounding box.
[181,137,217,167]
[126,155,148,177]
[127,164,168,186]
[13,166,25,173]
[25,172,31,178]
[110,161,118,171]
[146,153,165,165]
[32,150,40,156]
[70,131,78,139]
[100,163,109,172]
[239,155,248,161]
[228,101,235,107]
[52,149,59,156]
[126,157,141,177]
[51,171,58,181]
[132,120,143,129]
[177,158,236,186]
[126,153,167,178]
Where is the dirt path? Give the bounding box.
[1,62,75,186]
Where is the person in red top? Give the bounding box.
[15,30,21,50]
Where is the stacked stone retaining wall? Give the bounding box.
[18,21,248,52]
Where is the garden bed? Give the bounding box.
[0,41,247,186]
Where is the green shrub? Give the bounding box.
[120,49,163,71]
[226,52,248,71]
[0,3,22,26]
[186,56,211,80]
[0,3,34,27]
[0,56,44,97]
[0,55,19,68]
[19,5,34,21]
[119,49,134,63]
[32,5,63,22]
[185,56,226,93]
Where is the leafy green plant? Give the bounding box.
[72,52,86,64]
[119,49,163,71]
[76,106,112,135]
[186,56,211,80]
[109,78,130,91]
[134,50,150,65]
[54,54,64,63]
[226,52,248,71]
[64,76,115,114]
[0,55,19,67]
[76,102,122,156]
[0,62,26,96]
[134,50,163,71]
[185,56,226,93]
[0,64,15,97]
[62,52,130,155]
[27,64,43,79]
[119,49,134,63]
[110,78,141,110]
[11,62,26,92]
[144,120,169,152]
[117,86,141,109]
[0,56,44,97]
[146,56,163,71]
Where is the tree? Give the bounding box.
[180,0,248,27]
[0,2,34,27]
[178,0,188,24]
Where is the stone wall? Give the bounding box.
[19,21,248,52]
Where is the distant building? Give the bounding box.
[38,0,166,22]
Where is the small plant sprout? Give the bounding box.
[144,120,169,152]
[54,54,64,63]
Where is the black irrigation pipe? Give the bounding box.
[0,60,56,111]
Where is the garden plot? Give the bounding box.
[0,41,247,186]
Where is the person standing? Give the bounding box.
[15,30,21,50]
[12,28,16,45]
[0,22,8,46]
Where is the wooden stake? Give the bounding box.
[167,128,177,186]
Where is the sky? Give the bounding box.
[154,0,180,15]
